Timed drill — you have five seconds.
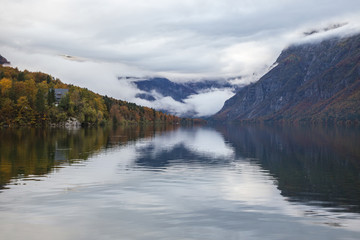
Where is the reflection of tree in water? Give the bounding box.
[216,125,360,213]
[0,125,179,190]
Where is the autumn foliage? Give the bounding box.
[0,65,192,127]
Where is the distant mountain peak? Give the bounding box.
[133,77,197,102]
[303,22,348,36]
[127,76,241,118]
[0,55,10,65]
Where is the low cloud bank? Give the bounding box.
[1,1,360,117]
[132,88,235,118]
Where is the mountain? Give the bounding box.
[132,77,239,103]
[213,33,360,124]
[127,77,240,118]
[133,77,197,102]
[184,80,237,92]
[0,55,10,65]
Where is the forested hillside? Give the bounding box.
[0,64,192,127]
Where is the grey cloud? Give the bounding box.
[1,0,360,107]
[131,88,236,117]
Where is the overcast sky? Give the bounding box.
[1,0,360,115]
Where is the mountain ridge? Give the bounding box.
[132,77,239,103]
[212,34,360,124]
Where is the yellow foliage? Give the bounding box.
[0,78,12,95]
[0,65,187,126]
[17,96,30,109]
[38,81,49,93]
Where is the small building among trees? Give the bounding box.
[54,89,69,103]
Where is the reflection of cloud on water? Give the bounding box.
[130,127,360,232]
[1,127,360,239]
[135,127,235,160]
[216,160,360,232]
[222,161,282,206]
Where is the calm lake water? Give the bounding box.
[0,125,360,240]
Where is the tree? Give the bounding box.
[48,88,56,106]
[83,104,97,123]
[0,98,14,124]
[0,78,12,96]
[103,95,113,112]
[70,89,81,112]
[59,92,70,111]
[15,96,34,125]
[17,71,25,82]
[46,75,52,84]
[35,89,46,114]
[24,79,37,106]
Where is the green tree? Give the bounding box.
[103,95,113,112]
[83,104,97,123]
[17,71,25,82]
[47,88,56,106]
[35,89,46,114]
[46,75,52,84]
[59,92,70,111]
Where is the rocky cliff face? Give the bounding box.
[0,55,10,65]
[213,34,360,124]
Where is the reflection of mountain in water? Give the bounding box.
[134,127,235,168]
[135,144,231,168]
[216,125,360,213]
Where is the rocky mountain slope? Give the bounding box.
[213,33,360,124]
[133,77,197,102]
[0,55,10,65]
[132,77,239,103]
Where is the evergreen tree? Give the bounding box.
[17,71,25,82]
[59,93,70,111]
[35,89,46,114]
[47,88,55,106]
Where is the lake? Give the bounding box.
[0,124,360,240]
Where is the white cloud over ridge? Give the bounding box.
[133,88,235,117]
[1,0,360,116]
